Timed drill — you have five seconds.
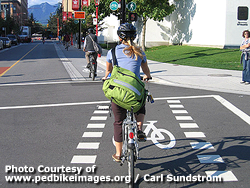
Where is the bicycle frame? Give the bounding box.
[121,110,139,165]
[89,52,97,80]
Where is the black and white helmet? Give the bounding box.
[117,23,137,41]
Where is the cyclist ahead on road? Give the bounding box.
[83,28,98,70]
[64,33,70,49]
[103,23,152,162]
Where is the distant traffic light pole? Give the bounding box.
[121,0,126,24]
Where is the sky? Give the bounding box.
[28,0,60,7]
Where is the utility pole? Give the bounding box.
[121,0,126,24]
[78,0,81,49]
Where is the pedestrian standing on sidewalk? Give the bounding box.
[240,30,250,85]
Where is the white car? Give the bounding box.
[0,39,3,50]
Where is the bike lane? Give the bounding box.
[74,94,250,188]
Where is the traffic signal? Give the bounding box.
[47,24,49,27]
[128,12,137,22]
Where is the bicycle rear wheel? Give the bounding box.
[128,148,135,188]
[91,63,95,81]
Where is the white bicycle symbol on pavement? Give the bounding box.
[113,120,176,149]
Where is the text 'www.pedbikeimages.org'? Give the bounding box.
[5,165,131,184]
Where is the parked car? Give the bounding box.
[7,34,18,45]
[0,39,3,50]
[0,37,11,48]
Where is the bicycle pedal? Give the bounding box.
[138,138,146,142]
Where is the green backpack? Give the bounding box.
[102,48,147,113]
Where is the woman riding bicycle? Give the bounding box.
[103,23,152,162]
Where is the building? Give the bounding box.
[1,0,28,26]
[99,0,250,48]
[61,0,90,21]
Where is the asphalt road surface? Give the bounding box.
[0,41,250,188]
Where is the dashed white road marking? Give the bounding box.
[167,100,181,103]
[179,123,199,128]
[172,110,188,114]
[93,110,109,114]
[77,142,100,149]
[205,171,238,182]
[82,132,103,137]
[175,116,193,120]
[184,132,206,138]
[71,155,97,164]
[197,155,224,163]
[90,116,107,120]
[190,142,215,150]
[87,123,105,128]
[169,104,184,109]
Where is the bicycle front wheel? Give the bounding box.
[128,148,135,188]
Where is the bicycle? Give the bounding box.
[65,41,70,51]
[117,77,153,188]
[88,52,97,81]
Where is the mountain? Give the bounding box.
[28,2,58,25]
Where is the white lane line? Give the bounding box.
[213,95,250,126]
[167,100,181,103]
[190,142,215,150]
[175,116,193,120]
[93,110,109,114]
[1,95,249,127]
[87,123,105,128]
[205,171,238,182]
[184,132,206,138]
[179,123,199,128]
[77,142,100,149]
[169,105,184,108]
[90,116,107,120]
[0,101,110,110]
[197,155,224,163]
[71,155,97,164]
[172,110,188,114]
[82,132,103,137]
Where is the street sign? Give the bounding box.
[74,11,85,19]
[82,20,86,24]
[72,0,79,11]
[110,1,119,11]
[93,18,97,25]
[74,20,79,24]
[127,2,136,11]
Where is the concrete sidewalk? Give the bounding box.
[96,49,250,96]
[56,42,250,96]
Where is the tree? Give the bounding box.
[133,0,175,51]
[82,0,175,50]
